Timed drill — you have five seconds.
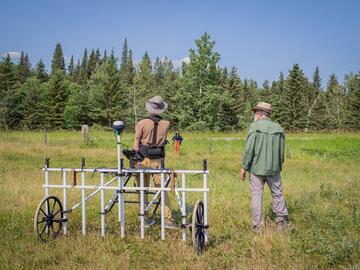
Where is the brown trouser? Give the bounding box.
[136,157,172,221]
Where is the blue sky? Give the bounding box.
[1,0,359,85]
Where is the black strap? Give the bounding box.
[147,116,162,147]
[152,121,159,146]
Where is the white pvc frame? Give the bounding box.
[43,166,209,241]
[41,132,209,242]
[43,167,209,242]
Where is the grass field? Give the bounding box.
[1,130,360,269]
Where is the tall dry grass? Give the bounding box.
[0,131,360,269]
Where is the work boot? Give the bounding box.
[252,225,263,234]
[144,217,155,228]
[164,219,176,229]
[276,219,289,231]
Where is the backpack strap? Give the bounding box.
[146,115,162,147]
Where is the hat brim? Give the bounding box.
[252,106,272,114]
[145,101,168,115]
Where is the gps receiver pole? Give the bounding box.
[113,120,125,238]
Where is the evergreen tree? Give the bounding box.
[87,49,97,78]
[89,53,126,127]
[1,35,357,131]
[0,54,21,130]
[238,79,259,129]
[18,51,32,83]
[325,74,346,131]
[151,57,179,127]
[307,66,327,130]
[127,49,135,85]
[280,64,309,130]
[22,77,42,129]
[68,55,75,78]
[260,79,271,102]
[51,43,65,74]
[220,67,243,129]
[73,59,81,83]
[44,71,69,129]
[305,67,321,132]
[81,48,88,72]
[125,49,137,127]
[63,83,92,129]
[134,51,154,120]
[344,72,360,129]
[35,59,48,82]
[271,71,286,124]
[312,66,322,91]
[154,57,165,84]
[78,48,88,84]
[95,48,101,65]
[109,49,117,67]
[102,49,108,64]
[118,39,135,125]
[76,85,92,125]
[218,67,228,86]
[119,38,129,76]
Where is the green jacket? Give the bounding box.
[242,118,285,176]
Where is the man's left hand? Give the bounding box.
[240,168,247,180]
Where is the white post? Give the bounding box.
[203,172,208,243]
[45,162,49,198]
[81,169,86,235]
[117,136,125,238]
[63,171,68,235]
[118,175,121,232]
[45,159,49,235]
[161,170,165,240]
[181,173,186,241]
[140,172,145,239]
[100,173,105,237]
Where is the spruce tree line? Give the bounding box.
[0,33,359,131]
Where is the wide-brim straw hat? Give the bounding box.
[145,96,168,115]
[252,102,272,114]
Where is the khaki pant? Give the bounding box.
[136,157,172,221]
[249,172,288,228]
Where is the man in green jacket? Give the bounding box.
[240,102,289,233]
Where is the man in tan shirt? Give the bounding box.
[133,96,173,228]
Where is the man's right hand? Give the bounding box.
[240,168,247,181]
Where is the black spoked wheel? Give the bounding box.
[191,200,206,254]
[34,196,64,242]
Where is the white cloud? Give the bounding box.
[64,55,72,66]
[2,51,21,59]
[172,56,190,68]
[182,56,190,64]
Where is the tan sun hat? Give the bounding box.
[252,102,272,114]
[145,96,168,115]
